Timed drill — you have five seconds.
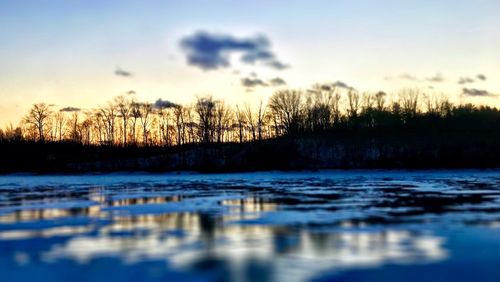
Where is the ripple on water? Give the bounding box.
[0,171,499,282]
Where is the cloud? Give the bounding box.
[462,88,496,97]
[476,74,487,81]
[241,50,274,64]
[240,76,286,89]
[269,77,287,86]
[266,60,290,70]
[332,81,354,90]
[396,73,444,83]
[458,77,475,84]
[241,77,268,88]
[426,73,445,83]
[115,68,133,77]
[180,31,289,71]
[399,73,418,81]
[315,81,354,92]
[154,99,177,109]
[458,74,487,84]
[59,107,81,112]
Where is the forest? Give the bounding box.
[2,84,500,145]
[0,83,499,172]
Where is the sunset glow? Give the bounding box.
[1,0,499,124]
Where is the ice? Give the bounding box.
[0,170,500,282]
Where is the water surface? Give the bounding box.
[1,171,500,282]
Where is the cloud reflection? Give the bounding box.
[2,173,500,281]
[0,193,447,281]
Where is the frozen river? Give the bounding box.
[1,170,500,282]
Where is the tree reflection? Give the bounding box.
[2,174,499,281]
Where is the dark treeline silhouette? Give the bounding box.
[1,84,499,172]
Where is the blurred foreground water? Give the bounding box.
[1,171,500,282]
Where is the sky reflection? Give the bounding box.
[0,172,500,281]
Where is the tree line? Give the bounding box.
[1,83,499,146]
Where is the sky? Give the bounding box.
[1,0,500,124]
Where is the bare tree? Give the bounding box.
[54,111,66,141]
[173,105,185,145]
[3,124,22,141]
[92,111,104,144]
[235,105,246,143]
[423,93,452,117]
[80,112,94,145]
[115,95,131,146]
[139,103,153,146]
[268,89,303,135]
[130,101,141,144]
[69,111,80,142]
[157,107,170,145]
[183,107,196,144]
[23,103,52,141]
[256,100,266,140]
[361,92,374,113]
[14,83,492,150]
[306,84,339,131]
[195,96,216,143]
[100,103,117,144]
[399,89,420,118]
[347,90,360,118]
[156,103,177,146]
[215,101,233,143]
[374,91,387,111]
[245,103,257,141]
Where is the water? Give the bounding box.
[0,171,500,282]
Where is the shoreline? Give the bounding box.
[2,167,500,176]
[1,134,499,174]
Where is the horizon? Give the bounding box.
[1,0,500,125]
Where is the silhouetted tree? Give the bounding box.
[54,111,66,141]
[269,89,303,135]
[115,95,131,146]
[305,84,340,131]
[138,102,153,146]
[23,103,52,141]
[256,100,266,140]
[130,101,141,144]
[195,96,216,143]
[347,90,360,119]
[6,86,500,149]
[173,104,185,145]
[215,101,232,143]
[399,89,420,119]
[235,105,246,143]
[375,91,387,111]
[69,111,80,142]
[100,103,117,144]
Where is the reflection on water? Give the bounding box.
[0,172,500,281]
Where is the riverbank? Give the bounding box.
[1,131,499,173]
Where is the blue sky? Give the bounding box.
[1,0,499,123]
